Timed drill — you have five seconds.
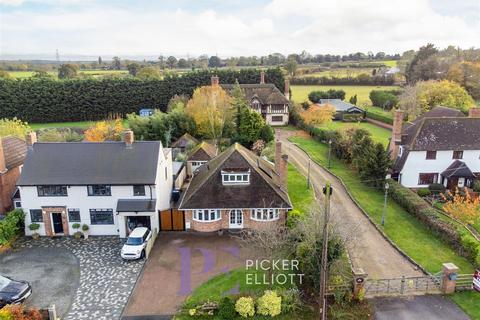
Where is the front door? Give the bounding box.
[51,212,64,234]
[229,210,243,229]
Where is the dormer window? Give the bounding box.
[222,169,250,185]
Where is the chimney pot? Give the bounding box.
[26,131,37,148]
[124,130,134,147]
[468,108,480,118]
[284,79,290,100]
[260,70,265,84]
[211,75,219,87]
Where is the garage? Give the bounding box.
[116,199,159,238]
[159,209,185,231]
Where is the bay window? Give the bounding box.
[193,209,221,222]
[251,208,280,221]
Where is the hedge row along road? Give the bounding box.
[0,68,285,123]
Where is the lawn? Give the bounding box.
[451,291,480,320]
[7,71,57,79]
[320,121,391,146]
[291,85,400,106]
[29,121,95,130]
[8,69,127,79]
[365,106,394,124]
[288,135,474,275]
[287,163,316,213]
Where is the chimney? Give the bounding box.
[211,75,219,87]
[0,138,6,174]
[468,108,480,118]
[260,70,265,84]
[389,110,404,160]
[26,131,37,148]
[124,130,134,148]
[284,79,290,100]
[275,141,288,191]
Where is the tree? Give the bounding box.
[442,188,480,225]
[186,85,233,147]
[301,104,335,126]
[414,80,474,114]
[208,56,222,68]
[158,55,166,69]
[112,57,121,70]
[285,58,298,77]
[177,58,189,69]
[58,64,78,79]
[136,67,162,80]
[167,94,189,113]
[447,61,480,100]
[356,141,391,188]
[308,89,345,103]
[0,69,11,79]
[369,90,399,110]
[127,63,141,76]
[98,56,103,65]
[405,44,439,84]
[84,119,124,142]
[166,56,177,69]
[237,106,266,147]
[349,94,358,105]
[0,118,31,138]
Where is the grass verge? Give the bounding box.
[287,163,315,214]
[451,291,480,320]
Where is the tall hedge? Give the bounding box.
[0,68,285,123]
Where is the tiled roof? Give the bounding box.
[187,141,217,161]
[116,199,156,212]
[1,136,27,170]
[441,160,475,178]
[171,133,199,149]
[221,84,289,105]
[317,99,364,112]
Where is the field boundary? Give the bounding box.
[365,118,392,130]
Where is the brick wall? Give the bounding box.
[41,206,68,236]
[0,167,21,214]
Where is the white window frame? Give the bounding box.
[250,208,280,221]
[221,170,250,185]
[192,209,221,222]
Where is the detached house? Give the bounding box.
[186,141,217,177]
[390,107,480,190]
[216,71,291,126]
[0,136,27,214]
[179,142,292,232]
[316,99,365,121]
[18,131,173,238]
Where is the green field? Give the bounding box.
[291,85,400,106]
[8,69,128,79]
[29,121,95,130]
[301,68,373,78]
[321,121,392,146]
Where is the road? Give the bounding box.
[277,129,424,279]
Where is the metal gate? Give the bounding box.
[364,273,442,297]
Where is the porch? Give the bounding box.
[441,160,476,190]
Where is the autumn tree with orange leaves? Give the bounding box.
[84,119,124,142]
[301,103,335,126]
[442,188,480,225]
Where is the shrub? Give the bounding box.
[429,183,446,194]
[81,224,89,231]
[473,180,480,193]
[286,209,302,228]
[235,296,255,318]
[72,223,80,229]
[417,188,432,197]
[257,290,282,317]
[259,125,274,143]
[369,90,400,110]
[0,304,42,320]
[365,110,393,125]
[342,113,364,122]
[308,89,346,103]
[278,288,302,314]
[28,223,40,231]
[217,297,236,319]
[0,209,25,245]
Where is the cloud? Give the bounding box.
[0,0,478,57]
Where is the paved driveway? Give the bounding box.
[123,233,248,319]
[1,236,144,320]
[372,296,470,320]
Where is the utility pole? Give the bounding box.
[320,181,332,320]
[381,182,389,226]
[307,160,311,189]
[328,139,332,169]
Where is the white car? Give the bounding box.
[121,227,152,260]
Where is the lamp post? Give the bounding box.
[320,182,333,320]
[328,139,332,169]
[381,182,389,226]
[307,160,311,189]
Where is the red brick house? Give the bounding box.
[0,136,27,214]
[179,142,292,232]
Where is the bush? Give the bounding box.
[0,304,42,320]
[28,223,40,231]
[286,209,302,228]
[217,297,236,319]
[0,209,25,245]
[82,224,89,231]
[235,296,255,318]
[308,89,346,103]
[259,125,274,143]
[257,290,282,317]
[473,180,480,193]
[342,113,364,122]
[369,90,400,110]
[279,288,302,314]
[72,223,80,229]
[417,188,432,197]
[429,183,446,194]
[365,110,393,125]
[459,231,480,265]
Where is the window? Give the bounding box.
[453,150,463,159]
[37,185,67,197]
[191,161,206,167]
[426,151,437,160]
[133,185,146,196]
[68,209,81,222]
[30,209,43,222]
[87,185,111,196]
[89,209,114,225]
[271,105,285,113]
[221,170,250,185]
[251,209,280,221]
[165,167,168,180]
[14,201,21,208]
[418,173,438,185]
[271,116,283,122]
[193,209,221,222]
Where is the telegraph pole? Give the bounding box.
[328,139,332,169]
[320,181,332,320]
[307,160,311,189]
[381,182,389,226]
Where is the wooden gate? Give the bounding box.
[364,273,442,297]
[159,209,185,231]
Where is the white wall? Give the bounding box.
[266,114,289,126]
[155,147,173,213]
[400,150,480,188]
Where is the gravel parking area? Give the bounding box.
[1,236,144,320]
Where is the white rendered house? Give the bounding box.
[17,131,172,238]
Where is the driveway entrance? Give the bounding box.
[123,233,248,318]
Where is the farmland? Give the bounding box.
[291,85,401,106]
[7,69,128,79]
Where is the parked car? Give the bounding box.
[0,275,32,308]
[121,227,152,260]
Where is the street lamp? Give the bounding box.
[328,139,332,169]
[381,182,389,226]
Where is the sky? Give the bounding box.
[0,0,479,60]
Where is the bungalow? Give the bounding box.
[17,131,173,238]
[390,107,480,190]
[171,133,199,153]
[179,141,292,232]
[0,136,27,214]
[186,141,217,177]
[316,99,365,120]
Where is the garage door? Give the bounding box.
[159,209,185,231]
